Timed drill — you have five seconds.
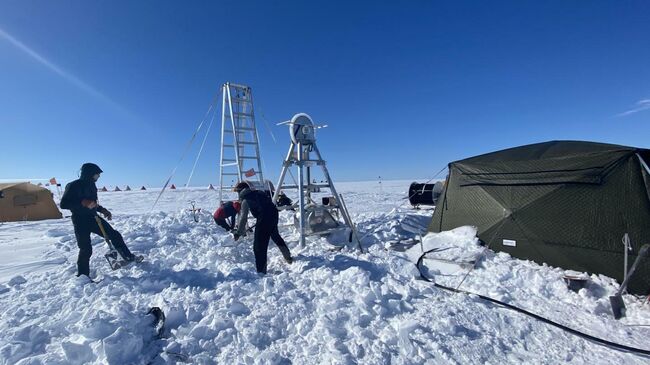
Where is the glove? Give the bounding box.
[232,233,240,241]
[99,208,112,221]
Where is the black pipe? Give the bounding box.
[415,249,650,357]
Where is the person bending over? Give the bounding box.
[233,182,292,274]
[213,201,240,231]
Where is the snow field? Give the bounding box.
[0,181,648,364]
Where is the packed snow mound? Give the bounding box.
[407,222,650,357]
[404,225,481,265]
[0,181,649,364]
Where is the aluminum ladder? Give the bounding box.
[218,82,265,203]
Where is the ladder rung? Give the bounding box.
[233,112,253,117]
[223,128,255,133]
[221,163,238,167]
[225,82,250,90]
[240,156,259,159]
[231,98,252,103]
[240,141,257,145]
[280,184,331,190]
[223,144,234,148]
[222,158,236,162]
[221,172,239,175]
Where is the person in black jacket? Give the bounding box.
[60,163,137,277]
[233,182,292,274]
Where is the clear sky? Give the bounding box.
[1,1,649,187]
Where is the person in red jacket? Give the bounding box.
[214,201,241,231]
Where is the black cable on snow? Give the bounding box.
[415,251,650,357]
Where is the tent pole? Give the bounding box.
[637,153,650,175]
[622,233,631,292]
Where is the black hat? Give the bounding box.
[233,181,250,192]
[80,163,103,179]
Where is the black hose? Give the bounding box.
[416,252,650,357]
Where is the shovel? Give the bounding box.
[95,215,121,270]
[610,244,650,319]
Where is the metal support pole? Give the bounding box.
[297,142,306,247]
[273,143,295,203]
[339,194,363,252]
[623,233,631,293]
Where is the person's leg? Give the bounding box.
[268,209,292,262]
[72,217,93,276]
[253,221,272,274]
[90,217,135,260]
[214,217,231,231]
[271,226,292,263]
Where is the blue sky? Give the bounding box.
[1,1,649,187]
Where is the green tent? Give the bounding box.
[429,140,650,294]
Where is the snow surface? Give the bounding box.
[0,180,649,364]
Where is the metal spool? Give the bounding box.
[289,113,316,145]
[408,181,444,207]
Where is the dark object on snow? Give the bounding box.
[147,307,166,338]
[563,275,588,292]
[189,201,201,223]
[429,140,650,295]
[409,181,445,207]
[610,244,650,319]
[277,193,293,209]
